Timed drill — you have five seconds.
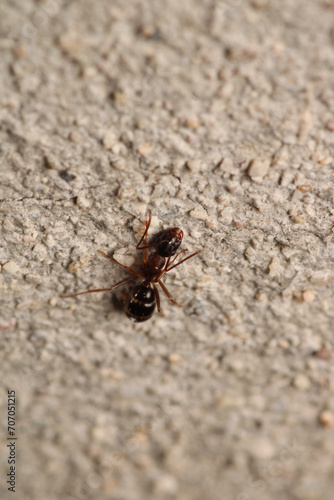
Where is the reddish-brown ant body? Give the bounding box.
[60,211,202,322]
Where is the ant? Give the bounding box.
[60,211,202,322]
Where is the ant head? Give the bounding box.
[152,227,183,257]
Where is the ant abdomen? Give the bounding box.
[126,283,156,322]
[151,227,183,257]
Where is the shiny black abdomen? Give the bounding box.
[126,283,156,322]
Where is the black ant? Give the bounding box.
[60,211,202,322]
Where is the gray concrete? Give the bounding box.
[0,0,334,499]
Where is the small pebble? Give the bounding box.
[280,170,293,187]
[68,131,82,144]
[314,346,332,360]
[153,474,178,495]
[292,374,311,390]
[253,198,266,213]
[291,188,302,202]
[137,143,152,156]
[219,207,233,225]
[44,235,56,248]
[318,157,332,166]
[233,219,245,228]
[248,437,274,459]
[217,68,229,81]
[248,157,270,182]
[0,318,16,330]
[302,290,315,302]
[186,159,202,173]
[255,291,267,302]
[269,257,281,278]
[25,274,41,285]
[205,218,218,230]
[13,44,28,59]
[318,410,334,428]
[297,184,312,193]
[23,230,38,242]
[289,209,305,224]
[58,34,81,53]
[3,261,21,274]
[33,243,48,258]
[190,208,207,220]
[76,195,92,209]
[269,189,286,204]
[91,425,106,442]
[309,270,334,286]
[138,24,159,38]
[168,353,181,365]
[251,0,268,7]
[184,116,199,129]
[326,121,334,132]
[111,143,123,155]
[112,90,129,104]
[218,157,235,173]
[103,130,117,150]
[117,185,137,200]
[44,153,60,170]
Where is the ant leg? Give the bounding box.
[136,210,152,263]
[152,282,161,313]
[168,248,188,267]
[158,280,182,307]
[155,249,188,282]
[166,250,203,272]
[60,276,137,298]
[143,211,150,264]
[98,250,143,278]
[136,210,152,249]
[155,249,192,282]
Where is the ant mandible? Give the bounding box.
[60,210,202,321]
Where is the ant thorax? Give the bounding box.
[142,252,165,282]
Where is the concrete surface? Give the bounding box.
[0,0,334,499]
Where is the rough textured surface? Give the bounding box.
[1,1,334,499]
